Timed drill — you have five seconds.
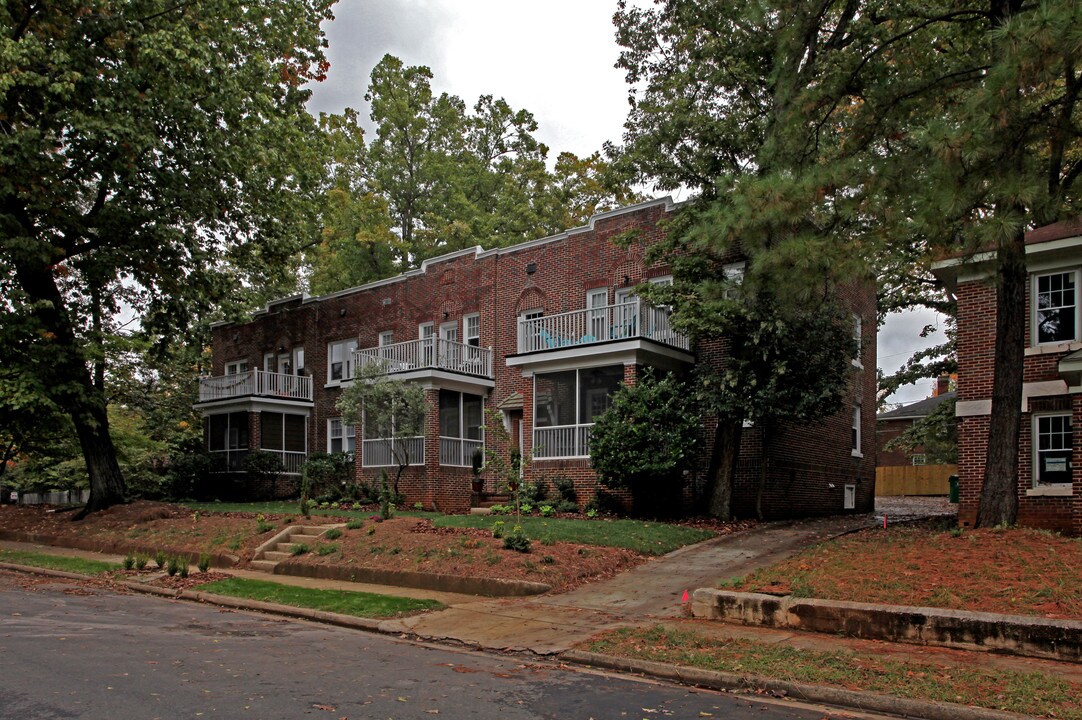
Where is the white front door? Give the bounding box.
[586,288,608,341]
[614,288,637,339]
[439,321,458,369]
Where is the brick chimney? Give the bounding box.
[934,375,952,396]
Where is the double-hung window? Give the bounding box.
[1034,270,1079,345]
[328,338,358,383]
[851,405,862,457]
[1034,414,1072,486]
[464,314,480,347]
[327,418,356,454]
[224,360,248,376]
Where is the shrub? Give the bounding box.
[539,505,555,517]
[586,508,598,519]
[589,370,699,515]
[556,499,580,514]
[520,503,534,515]
[316,543,338,556]
[324,528,342,540]
[346,518,363,530]
[521,479,549,504]
[197,553,211,573]
[378,469,395,520]
[166,556,180,576]
[491,520,506,539]
[551,473,577,503]
[122,554,135,571]
[502,525,531,553]
[134,553,149,570]
[255,514,275,534]
[413,502,424,511]
[488,504,511,515]
[290,543,309,556]
[178,562,189,579]
[155,550,168,569]
[301,452,354,500]
[242,450,284,500]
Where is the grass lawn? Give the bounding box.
[732,520,1082,619]
[585,625,1082,719]
[184,502,715,555]
[0,548,120,575]
[196,577,444,618]
[431,515,713,555]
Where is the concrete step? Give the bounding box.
[290,534,321,544]
[263,551,292,562]
[248,559,278,572]
[469,507,492,515]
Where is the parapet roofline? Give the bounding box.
[239,196,677,320]
[931,223,1082,273]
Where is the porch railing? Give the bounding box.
[208,448,305,474]
[361,437,425,468]
[439,437,484,467]
[533,424,594,459]
[517,299,690,354]
[355,338,493,378]
[198,370,313,402]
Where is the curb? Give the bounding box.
[0,561,1041,719]
[561,650,1029,720]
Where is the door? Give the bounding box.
[614,288,637,339]
[419,323,434,367]
[440,321,459,370]
[586,288,608,341]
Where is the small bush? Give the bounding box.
[197,553,211,573]
[166,556,180,577]
[502,525,531,553]
[290,544,309,556]
[488,504,511,515]
[556,499,579,514]
[316,543,338,556]
[324,528,342,540]
[491,520,506,539]
[122,554,135,571]
[178,562,190,579]
[155,550,168,569]
[539,505,555,517]
[413,502,424,511]
[551,473,577,503]
[134,553,149,571]
[346,518,363,530]
[520,503,534,515]
[255,514,275,534]
[586,508,598,519]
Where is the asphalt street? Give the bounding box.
[0,573,864,720]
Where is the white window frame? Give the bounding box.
[224,360,248,376]
[722,262,745,300]
[464,313,480,347]
[851,404,863,457]
[1033,412,1072,486]
[327,417,356,455]
[852,313,863,368]
[327,338,358,384]
[379,331,394,347]
[1032,269,1081,347]
[419,322,435,366]
[910,453,927,466]
[263,352,275,372]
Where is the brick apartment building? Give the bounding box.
[933,219,1082,534]
[195,198,876,518]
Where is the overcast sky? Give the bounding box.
[306,0,941,407]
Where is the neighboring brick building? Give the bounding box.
[933,219,1082,535]
[195,198,876,518]
[876,378,955,467]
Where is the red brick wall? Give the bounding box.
[954,273,1079,534]
[205,200,877,519]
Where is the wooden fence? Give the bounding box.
[875,464,956,496]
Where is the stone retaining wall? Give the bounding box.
[693,589,1082,663]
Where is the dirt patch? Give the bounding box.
[285,516,643,593]
[737,519,1082,619]
[0,503,644,594]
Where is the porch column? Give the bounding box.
[422,387,441,508]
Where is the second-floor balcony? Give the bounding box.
[355,338,494,379]
[517,299,690,354]
[197,370,313,404]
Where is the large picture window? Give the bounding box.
[533,365,623,458]
[1035,271,1078,345]
[1035,414,1072,485]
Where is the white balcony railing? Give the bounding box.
[533,424,594,459]
[355,338,493,378]
[361,437,425,468]
[198,370,313,403]
[209,448,305,474]
[517,299,690,354]
[439,437,484,467]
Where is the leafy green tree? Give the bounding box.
[589,371,700,516]
[0,0,333,514]
[885,398,958,466]
[336,361,426,497]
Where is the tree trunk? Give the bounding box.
[976,229,1026,527]
[704,419,742,519]
[72,394,127,519]
[13,258,127,518]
